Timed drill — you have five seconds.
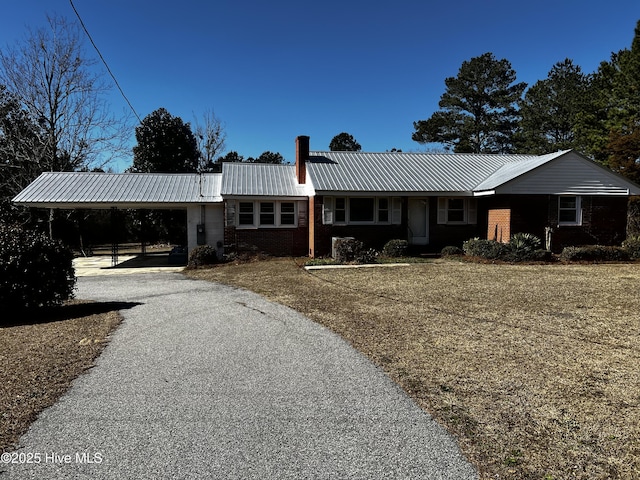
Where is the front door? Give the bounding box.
[408,198,429,245]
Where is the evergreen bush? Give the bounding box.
[187,244,218,268]
[622,235,640,259]
[462,238,509,259]
[335,238,377,264]
[0,223,76,311]
[382,239,409,258]
[441,245,464,256]
[463,234,549,262]
[507,233,543,261]
[560,245,630,262]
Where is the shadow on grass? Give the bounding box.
[1,301,141,327]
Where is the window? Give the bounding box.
[237,201,298,228]
[239,202,254,225]
[378,198,389,222]
[350,198,375,222]
[447,198,465,223]
[335,197,346,223]
[437,197,477,225]
[558,196,581,225]
[260,202,275,225]
[323,196,401,225]
[280,202,295,225]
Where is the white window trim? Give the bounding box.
[334,197,347,224]
[437,197,477,225]
[323,196,402,225]
[237,201,255,227]
[236,200,299,228]
[558,195,582,226]
[348,197,376,224]
[259,201,276,227]
[376,198,390,224]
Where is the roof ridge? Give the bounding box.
[310,150,547,158]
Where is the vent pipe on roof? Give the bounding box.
[296,135,310,184]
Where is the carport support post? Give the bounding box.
[139,209,147,256]
[111,207,119,267]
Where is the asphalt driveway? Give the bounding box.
[3,273,477,479]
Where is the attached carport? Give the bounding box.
[12,171,224,265]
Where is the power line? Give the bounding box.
[69,0,142,123]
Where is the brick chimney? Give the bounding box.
[295,135,310,184]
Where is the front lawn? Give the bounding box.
[0,302,122,453]
[187,258,640,480]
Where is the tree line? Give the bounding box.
[412,21,640,183]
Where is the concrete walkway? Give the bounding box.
[73,254,185,276]
[2,273,477,479]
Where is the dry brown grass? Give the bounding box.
[0,302,123,453]
[187,258,640,480]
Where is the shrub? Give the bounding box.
[462,234,550,262]
[560,245,630,262]
[382,239,409,258]
[187,244,218,268]
[508,232,543,261]
[355,248,378,264]
[0,223,76,311]
[441,245,464,256]
[622,235,640,259]
[462,238,509,259]
[335,238,377,264]
[509,232,541,252]
[529,249,554,262]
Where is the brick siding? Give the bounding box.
[232,194,629,257]
[224,225,308,257]
[487,209,511,243]
[482,195,628,252]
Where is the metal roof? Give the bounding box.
[14,150,636,210]
[472,151,570,191]
[305,151,563,194]
[12,172,222,208]
[221,163,308,197]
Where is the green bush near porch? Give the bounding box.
[334,238,377,264]
[462,233,548,262]
[382,239,409,258]
[187,245,218,268]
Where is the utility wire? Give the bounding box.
[69,0,142,123]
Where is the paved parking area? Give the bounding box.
[73,255,185,276]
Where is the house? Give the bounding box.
[12,135,640,257]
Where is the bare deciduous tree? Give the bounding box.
[192,108,226,172]
[0,14,131,174]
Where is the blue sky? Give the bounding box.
[2,1,640,171]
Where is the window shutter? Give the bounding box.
[298,200,307,227]
[437,197,447,224]
[323,197,333,225]
[391,197,402,224]
[467,198,477,225]
[225,200,236,226]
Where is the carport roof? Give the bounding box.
[12,172,223,209]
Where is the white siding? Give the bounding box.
[496,152,636,195]
[187,205,225,256]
